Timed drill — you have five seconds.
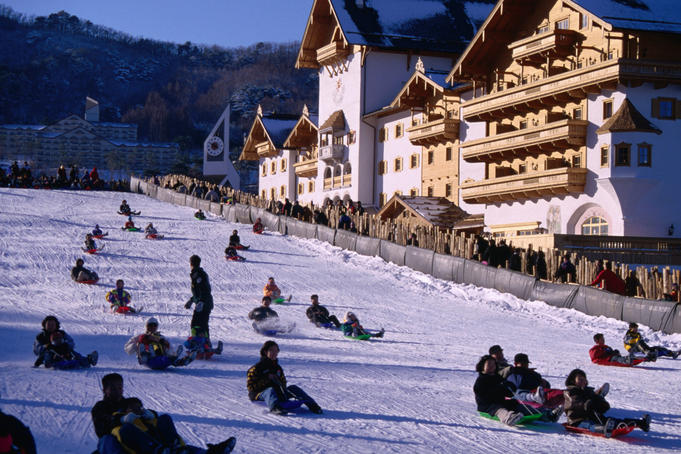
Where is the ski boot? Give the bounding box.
[604,418,616,438]
[206,437,236,454]
[215,341,223,355]
[639,414,651,432]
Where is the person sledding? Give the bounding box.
[590,333,642,366]
[249,297,279,322]
[253,218,264,234]
[228,230,249,249]
[92,373,236,454]
[106,279,140,314]
[92,224,108,239]
[124,317,195,370]
[488,345,512,377]
[263,277,290,303]
[306,294,341,328]
[624,322,679,360]
[340,312,384,339]
[33,315,97,369]
[249,297,294,334]
[118,200,140,216]
[473,355,542,426]
[194,209,206,220]
[71,258,99,283]
[82,233,100,253]
[122,216,138,231]
[563,368,650,437]
[247,341,323,415]
[183,327,223,360]
[224,245,245,261]
[505,353,564,412]
[0,409,37,454]
[144,222,163,239]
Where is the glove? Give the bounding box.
[122,413,139,424]
[184,299,193,309]
[195,301,204,312]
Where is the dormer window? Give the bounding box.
[555,18,569,30]
[537,21,549,34]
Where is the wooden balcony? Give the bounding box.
[323,178,332,190]
[293,150,318,178]
[407,117,459,146]
[319,143,345,163]
[461,166,587,204]
[256,140,277,158]
[333,176,341,188]
[463,59,681,122]
[342,174,351,187]
[509,29,582,67]
[316,41,350,66]
[461,119,588,163]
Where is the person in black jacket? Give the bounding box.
[305,295,341,328]
[246,341,322,415]
[70,258,98,282]
[473,355,527,426]
[504,353,550,404]
[92,373,235,454]
[563,368,649,435]
[185,255,214,338]
[0,410,37,454]
[554,255,577,283]
[248,297,278,322]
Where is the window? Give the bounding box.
[270,188,276,200]
[271,161,277,174]
[348,130,356,144]
[572,154,582,168]
[261,164,267,176]
[659,99,675,119]
[573,107,582,120]
[427,150,434,165]
[379,192,387,207]
[615,143,630,166]
[555,18,569,30]
[600,145,609,167]
[378,160,387,175]
[394,157,402,172]
[603,99,613,119]
[308,181,315,192]
[581,216,608,235]
[261,190,266,199]
[297,183,304,195]
[280,185,286,197]
[410,188,418,196]
[445,147,452,161]
[537,23,549,34]
[333,135,344,145]
[638,144,652,167]
[410,154,419,168]
[518,163,527,174]
[581,14,589,29]
[378,127,387,142]
[395,123,403,138]
[427,186,434,197]
[519,120,527,130]
[281,158,287,171]
[445,183,452,198]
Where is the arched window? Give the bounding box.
[581,216,608,235]
[334,164,342,177]
[324,167,332,179]
[343,162,352,175]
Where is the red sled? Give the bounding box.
[234,244,250,250]
[253,229,264,235]
[519,388,565,409]
[113,306,136,314]
[145,234,164,240]
[563,423,636,438]
[196,352,215,360]
[92,234,108,239]
[84,249,98,254]
[226,255,246,262]
[592,358,646,367]
[78,279,99,285]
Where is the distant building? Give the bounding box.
[0,98,179,174]
[203,104,241,189]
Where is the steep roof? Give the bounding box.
[378,195,470,228]
[596,98,662,134]
[261,116,299,147]
[297,0,495,68]
[319,110,347,131]
[576,0,681,34]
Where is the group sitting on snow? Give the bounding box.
[33,315,98,369]
[124,317,195,370]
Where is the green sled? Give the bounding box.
[479,412,543,425]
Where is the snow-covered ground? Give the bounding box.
[1,188,681,453]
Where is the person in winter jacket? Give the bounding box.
[248,297,278,322]
[84,233,97,251]
[92,373,235,454]
[124,318,195,370]
[589,333,634,365]
[0,410,36,454]
[623,322,679,360]
[185,255,214,337]
[504,353,550,404]
[106,279,135,313]
[228,230,247,249]
[119,200,131,215]
[252,218,264,234]
[306,295,341,328]
[247,341,322,415]
[554,255,576,283]
[194,209,206,220]
[563,369,650,435]
[473,355,527,426]
[39,330,98,369]
[488,345,511,377]
[92,224,104,237]
[624,270,646,298]
[590,261,626,295]
[183,327,223,360]
[340,312,384,338]
[71,258,98,282]
[144,223,158,238]
[263,277,282,299]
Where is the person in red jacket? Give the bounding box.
[590,261,626,295]
[589,333,634,365]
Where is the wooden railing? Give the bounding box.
[407,117,459,146]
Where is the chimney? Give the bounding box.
[85,97,100,122]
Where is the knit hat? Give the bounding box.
[146,317,159,326]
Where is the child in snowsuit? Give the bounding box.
[33,315,96,368]
[84,233,97,251]
[341,312,384,338]
[590,333,635,365]
[624,322,679,360]
[224,246,243,260]
[183,329,223,360]
[124,216,135,229]
[71,258,98,282]
[306,294,341,328]
[92,224,103,236]
[41,330,98,369]
[473,355,529,426]
[119,200,131,215]
[229,230,242,247]
[563,368,650,435]
[144,223,158,238]
[263,277,282,299]
[106,279,135,313]
[124,317,195,370]
[253,218,264,234]
[247,341,322,415]
[194,209,206,220]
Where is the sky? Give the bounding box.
[1,0,313,47]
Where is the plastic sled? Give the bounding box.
[123,227,141,232]
[344,334,372,341]
[235,245,250,250]
[592,358,646,367]
[226,255,246,262]
[480,412,543,425]
[273,295,292,304]
[196,352,215,360]
[319,322,335,329]
[78,278,99,285]
[50,359,87,370]
[92,234,108,239]
[145,234,164,240]
[563,423,636,438]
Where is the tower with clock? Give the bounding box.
[203,105,240,189]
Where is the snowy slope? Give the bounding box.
[1,187,681,453]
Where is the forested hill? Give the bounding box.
[0,6,318,151]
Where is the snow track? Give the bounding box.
[1,188,681,453]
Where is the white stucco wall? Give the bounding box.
[258,150,296,201]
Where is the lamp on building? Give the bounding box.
[669,224,675,236]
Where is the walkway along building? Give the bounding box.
[240,0,681,238]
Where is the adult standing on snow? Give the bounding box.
[185,255,214,337]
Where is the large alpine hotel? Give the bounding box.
[238,0,681,238]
